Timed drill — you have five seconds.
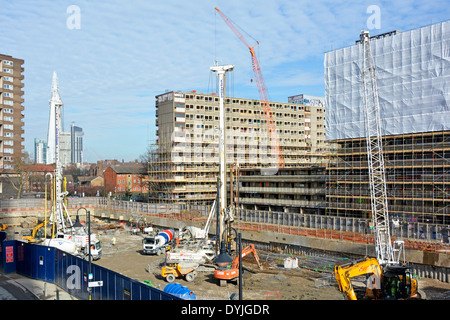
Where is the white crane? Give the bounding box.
[360,31,404,266]
[49,72,73,234]
[210,64,234,244]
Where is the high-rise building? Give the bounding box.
[0,54,25,198]
[324,21,450,227]
[148,90,328,204]
[71,122,83,164]
[60,131,71,167]
[34,138,47,164]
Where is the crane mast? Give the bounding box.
[360,31,402,266]
[210,64,234,245]
[215,7,284,169]
[49,72,72,234]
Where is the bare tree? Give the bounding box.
[8,157,28,199]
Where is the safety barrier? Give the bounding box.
[0,237,181,301]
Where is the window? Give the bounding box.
[3,124,13,130]
[3,68,13,74]
[3,92,13,98]
[3,116,13,122]
[4,108,13,114]
[2,60,13,66]
[3,84,13,90]
[3,76,13,82]
[3,100,13,106]
[3,148,13,154]
[4,140,13,146]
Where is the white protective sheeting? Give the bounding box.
[325,20,450,141]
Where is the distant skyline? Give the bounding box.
[1,0,449,163]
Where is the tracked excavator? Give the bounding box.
[214,243,262,287]
[335,257,419,300]
[22,220,49,243]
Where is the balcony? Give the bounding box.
[173,136,185,143]
[238,197,324,207]
[239,186,325,195]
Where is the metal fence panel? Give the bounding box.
[1,240,16,274]
[0,240,181,300]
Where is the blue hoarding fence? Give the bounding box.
[0,239,181,301]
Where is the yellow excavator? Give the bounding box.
[22,220,49,243]
[335,257,420,300]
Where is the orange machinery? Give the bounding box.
[214,243,262,286]
[215,7,284,168]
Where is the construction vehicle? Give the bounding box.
[179,200,216,243]
[0,223,7,231]
[22,218,103,260]
[161,262,199,283]
[335,257,419,300]
[166,200,217,263]
[142,229,174,255]
[44,231,102,260]
[334,30,419,299]
[166,243,216,264]
[22,220,49,243]
[214,243,262,287]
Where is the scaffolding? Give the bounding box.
[327,130,450,226]
[147,91,330,204]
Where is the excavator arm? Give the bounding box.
[334,257,382,300]
[231,244,262,270]
[22,220,49,243]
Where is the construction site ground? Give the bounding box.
[92,223,450,300]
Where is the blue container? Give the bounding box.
[164,283,196,300]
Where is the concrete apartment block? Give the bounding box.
[0,54,25,199]
[149,90,328,205]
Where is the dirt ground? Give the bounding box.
[93,225,450,301]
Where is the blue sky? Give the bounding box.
[1,0,449,163]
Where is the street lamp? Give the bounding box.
[77,207,92,300]
[88,210,92,300]
[44,173,53,239]
[214,241,233,268]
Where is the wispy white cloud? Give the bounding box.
[1,0,448,162]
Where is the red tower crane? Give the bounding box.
[215,7,284,168]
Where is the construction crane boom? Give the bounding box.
[215,7,284,168]
[360,31,402,266]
